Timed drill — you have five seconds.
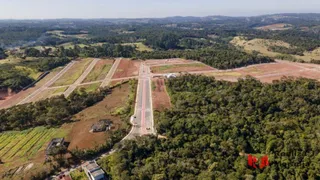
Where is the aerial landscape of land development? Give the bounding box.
[0,1,320,178]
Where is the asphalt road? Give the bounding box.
[64,58,100,97]
[125,63,155,139]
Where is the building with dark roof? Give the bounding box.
[83,161,106,180]
[46,138,65,155]
[91,119,112,132]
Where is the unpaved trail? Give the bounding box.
[64,59,100,97]
[18,61,76,105]
[100,58,121,87]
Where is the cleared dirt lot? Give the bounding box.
[151,63,214,74]
[83,59,114,83]
[205,60,320,83]
[255,23,293,31]
[0,68,63,109]
[152,78,171,111]
[112,59,141,79]
[66,83,130,150]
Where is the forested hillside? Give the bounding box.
[99,75,320,179]
[0,87,111,132]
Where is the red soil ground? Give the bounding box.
[0,69,62,109]
[112,59,141,79]
[207,60,320,83]
[152,78,171,111]
[66,83,130,150]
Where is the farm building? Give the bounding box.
[165,73,177,78]
[46,138,65,155]
[83,161,106,180]
[91,119,112,132]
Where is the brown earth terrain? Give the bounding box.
[112,59,141,79]
[66,83,130,150]
[0,68,63,109]
[205,60,320,83]
[255,23,293,31]
[152,78,171,111]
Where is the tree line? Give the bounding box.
[0,87,111,132]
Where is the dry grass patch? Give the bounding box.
[66,83,131,150]
[255,23,293,31]
[151,63,213,74]
[231,36,320,62]
[52,58,93,86]
[83,60,113,83]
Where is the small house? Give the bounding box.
[46,138,65,155]
[83,161,106,180]
[91,119,112,132]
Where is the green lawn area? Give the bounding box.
[0,127,67,163]
[122,42,153,52]
[52,58,93,86]
[83,60,113,83]
[153,63,206,72]
[70,169,87,180]
[76,82,101,94]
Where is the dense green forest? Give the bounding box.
[0,64,34,91]
[0,87,111,132]
[99,75,320,179]
[0,48,7,59]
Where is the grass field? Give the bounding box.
[122,42,153,52]
[151,63,211,73]
[52,58,93,86]
[206,71,242,77]
[76,82,101,94]
[0,127,66,163]
[46,30,89,39]
[231,36,320,62]
[31,87,67,102]
[83,60,113,83]
[70,170,87,180]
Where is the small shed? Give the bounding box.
[91,119,112,132]
[46,138,65,155]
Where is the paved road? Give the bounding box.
[64,59,100,97]
[18,61,76,105]
[125,63,155,139]
[100,58,121,87]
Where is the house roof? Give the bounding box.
[84,161,105,178]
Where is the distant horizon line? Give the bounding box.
[0,12,319,21]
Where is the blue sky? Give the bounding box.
[0,0,319,19]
